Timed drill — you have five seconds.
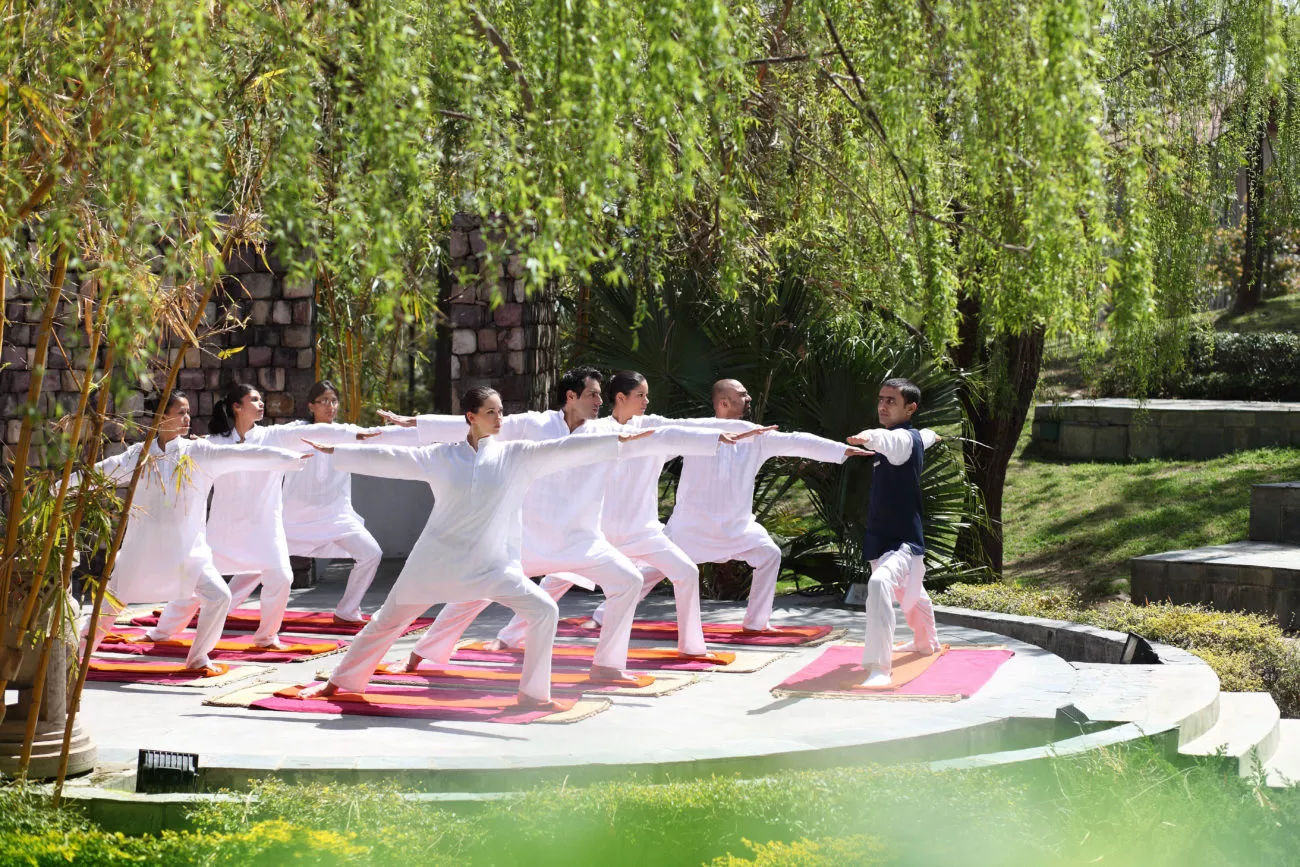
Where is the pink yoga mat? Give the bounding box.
[452,644,730,672]
[556,617,835,646]
[250,685,567,723]
[128,608,433,636]
[774,645,1014,698]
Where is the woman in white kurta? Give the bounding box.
[300,387,652,708]
[528,371,767,656]
[281,381,412,624]
[77,391,309,671]
[153,384,380,648]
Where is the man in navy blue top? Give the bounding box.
[847,378,941,688]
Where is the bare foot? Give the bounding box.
[254,637,286,651]
[863,667,893,688]
[482,638,508,652]
[894,641,940,655]
[740,625,780,635]
[587,664,643,686]
[185,665,223,678]
[681,650,723,662]
[332,613,369,626]
[404,652,424,673]
[516,693,566,711]
[298,680,341,699]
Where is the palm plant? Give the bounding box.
[576,260,989,594]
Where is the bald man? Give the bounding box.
[628,379,868,632]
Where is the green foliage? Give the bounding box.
[577,260,986,588]
[938,583,1300,716]
[1128,332,1300,400]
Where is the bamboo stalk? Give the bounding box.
[0,247,70,619]
[16,281,109,773]
[54,243,231,801]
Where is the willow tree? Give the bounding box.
[692,0,1290,574]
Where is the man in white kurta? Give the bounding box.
[386,369,733,679]
[848,378,941,686]
[643,379,868,632]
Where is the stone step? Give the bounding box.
[1178,692,1280,777]
[1130,541,1300,629]
[1250,483,1300,545]
[1263,719,1300,787]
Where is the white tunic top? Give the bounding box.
[666,431,852,562]
[852,426,939,465]
[330,434,622,606]
[280,422,423,557]
[87,437,305,602]
[414,411,724,578]
[206,423,379,574]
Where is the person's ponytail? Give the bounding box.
[210,383,256,436]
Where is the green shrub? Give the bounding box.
[1102,331,1300,400]
[937,583,1300,716]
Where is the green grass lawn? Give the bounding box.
[1002,442,1300,598]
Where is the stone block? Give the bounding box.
[471,352,504,377]
[1093,426,1128,461]
[1,344,26,369]
[286,368,314,395]
[452,212,480,231]
[476,280,500,304]
[273,349,297,369]
[469,230,486,254]
[477,329,498,352]
[198,391,213,415]
[504,327,526,351]
[283,326,312,349]
[1257,427,1288,447]
[511,279,527,303]
[1221,411,1257,427]
[207,369,223,389]
[1251,505,1283,543]
[292,300,312,325]
[498,376,527,401]
[8,324,30,344]
[449,232,470,259]
[59,370,81,392]
[178,369,206,390]
[1190,428,1226,460]
[297,350,315,370]
[506,255,525,279]
[507,350,527,375]
[1057,423,1094,459]
[238,273,275,300]
[6,419,21,443]
[493,303,522,327]
[199,347,222,369]
[449,304,482,329]
[451,329,477,355]
[283,276,315,299]
[225,243,272,274]
[257,367,285,393]
[250,300,271,325]
[449,354,460,379]
[247,346,273,367]
[264,392,294,416]
[272,301,292,325]
[183,347,202,368]
[45,349,68,369]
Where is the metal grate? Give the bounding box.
[136,749,200,794]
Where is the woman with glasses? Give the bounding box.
[281,380,394,624]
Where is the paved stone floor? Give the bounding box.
[81,562,1091,783]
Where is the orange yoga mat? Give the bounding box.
[453,641,736,671]
[372,661,655,690]
[100,628,346,662]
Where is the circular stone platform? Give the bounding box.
[78,568,1132,793]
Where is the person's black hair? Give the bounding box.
[882,377,922,408]
[210,383,258,436]
[305,380,339,419]
[556,366,603,407]
[462,385,501,415]
[608,370,646,399]
[144,390,188,419]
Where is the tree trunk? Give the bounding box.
[1234,120,1269,313]
[951,289,1045,576]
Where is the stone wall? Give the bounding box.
[0,246,317,445]
[1031,398,1300,461]
[440,214,559,414]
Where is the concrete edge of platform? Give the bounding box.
[933,605,1207,668]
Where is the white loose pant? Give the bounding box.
[216,563,294,643]
[861,547,938,671]
[589,545,707,655]
[417,555,644,670]
[331,579,559,700]
[84,564,233,669]
[325,530,384,622]
[646,534,783,631]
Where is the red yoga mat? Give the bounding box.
[555,617,836,646]
[86,658,241,684]
[250,684,577,723]
[129,608,432,637]
[773,644,1014,699]
[453,641,736,671]
[370,662,656,694]
[99,628,347,663]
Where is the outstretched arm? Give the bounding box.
[846,428,939,466]
[194,441,312,477]
[519,432,625,481]
[311,441,435,482]
[639,413,765,434]
[760,430,869,464]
